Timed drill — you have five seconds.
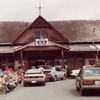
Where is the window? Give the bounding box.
[0,56,5,63]
[77,54,83,69]
[34,31,40,39]
[8,56,14,71]
[41,31,48,38]
[8,56,14,63]
[68,54,75,69]
[56,67,61,71]
[0,56,5,71]
[34,31,48,39]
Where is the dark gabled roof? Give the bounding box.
[0,16,100,44]
[0,21,29,43]
[49,20,100,42]
[13,16,70,44]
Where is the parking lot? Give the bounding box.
[0,78,100,100]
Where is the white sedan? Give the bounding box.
[38,65,66,81]
[69,69,80,76]
[69,65,92,76]
[23,69,46,86]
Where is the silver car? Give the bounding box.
[38,65,66,81]
[23,69,46,86]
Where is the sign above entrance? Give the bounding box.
[35,38,48,46]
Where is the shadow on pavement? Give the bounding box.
[70,89,100,97]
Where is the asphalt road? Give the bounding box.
[0,78,100,100]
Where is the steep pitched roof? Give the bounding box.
[0,17,100,44]
[49,20,100,42]
[13,16,69,44]
[0,21,29,44]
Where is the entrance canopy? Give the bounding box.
[14,41,70,52]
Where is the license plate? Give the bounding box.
[31,81,36,83]
[46,76,50,78]
[95,81,100,85]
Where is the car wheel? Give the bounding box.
[80,88,85,96]
[50,78,52,81]
[76,81,80,91]
[19,81,22,84]
[61,74,66,80]
[42,82,46,86]
[53,76,57,81]
[24,82,27,87]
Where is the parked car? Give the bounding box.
[75,66,100,96]
[55,65,67,73]
[23,69,46,86]
[69,69,80,77]
[38,65,66,81]
[67,65,93,77]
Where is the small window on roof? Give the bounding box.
[35,31,40,39]
[42,31,48,38]
[34,31,48,39]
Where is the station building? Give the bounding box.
[0,16,100,71]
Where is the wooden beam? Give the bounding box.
[61,49,64,68]
[74,53,77,69]
[20,51,23,69]
[23,46,62,51]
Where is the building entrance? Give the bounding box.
[28,58,54,69]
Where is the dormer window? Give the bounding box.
[42,31,48,38]
[34,31,48,39]
[35,31,48,46]
[34,31,40,39]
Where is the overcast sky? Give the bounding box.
[0,0,100,22]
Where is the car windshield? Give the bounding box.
[26,70,42,74]
[84,69,100,76]
[38,65,52,69]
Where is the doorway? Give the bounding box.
[28,58,54,69]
